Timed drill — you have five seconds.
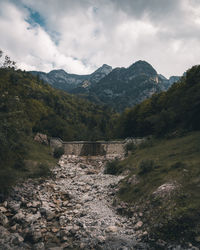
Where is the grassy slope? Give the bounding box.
[0,138,57,195]
[112,132,200,245]
[22,138,57,178]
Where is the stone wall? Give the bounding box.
[50,138,125,158]
[63,141,125,158]
[50,138,146,158]
[50,138,63,149]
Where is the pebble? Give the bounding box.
[0,155,149,249]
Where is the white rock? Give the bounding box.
[135,221,143,229]
[0,207,7,213]
[106,225,118,233]
[12,212,24,222]
[0,212,8,226]
[24,212,41,223]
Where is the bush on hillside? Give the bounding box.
[0,168,16,194]
[53,147,64,159]
[138,160,155,175]
[104,159,123,175]
[30,163,51,178]
[125,142,137,153]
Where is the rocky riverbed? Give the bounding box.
[0,155,149,249]
[0,155,198,250]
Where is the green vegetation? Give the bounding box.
[0,138,56,194]
[104,159,123,175]
[23,139,56,178]
[53,147,64,159]
[114,132,200,245]
[114,65,200,138]
[1,50,200,246]
[0,53,113,193]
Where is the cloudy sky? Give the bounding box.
[0,0,200,77]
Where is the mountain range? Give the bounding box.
[30,61,180,111]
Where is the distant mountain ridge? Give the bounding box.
[30,61,181,111]
[30,64,112,92]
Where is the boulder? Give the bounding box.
[24,212,41,223]
[10,233,24,245]
[134,221,143,229]
[34,133,48,145]
[106,226,118,233]
[12,211,25,223]
[0,212,8,226]
[8,201,21,212]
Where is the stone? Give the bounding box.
[12,211,24,222]
[106,226,118,233]
[142,231,148,236]
[51,228,59,233]
[86,169,97,175]
[135,221,143,229]
[31,230,42,243]
[46,210,55,221]
[3,201,8,207]
[8,201,21,212]
[153,182,179,198]
[0,206,7,213]
[33,242,45,250]
[59,216,66,226]
[24,212,41,223]
[75,204,82,209]
[0,212,8,226]
[195,235,200,242]
[10,233,24,245]
[10,224,17,231]
[34,133,48,145]
[40,207,55,221]
[62,201,69,206]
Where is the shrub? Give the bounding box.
[125,142,136,153]
[53,147,64,159]
[0,168,16,194]
[31,163,51,178]
[138,139,153,149]
[138,160,155,175]
[13,158,26,171]
[104,159,123,175]
[170,161,186,169]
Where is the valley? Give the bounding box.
[31,61,180,112]
[1,0,200,249]
[0,53,200,249]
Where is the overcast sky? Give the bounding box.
[0,0,200,77]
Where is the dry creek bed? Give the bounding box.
[0,155,197,250]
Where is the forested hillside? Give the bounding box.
[107,65,200,247]
[114,65,200,138]
[0,67,113,193]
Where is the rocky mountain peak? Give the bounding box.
[127,60,157,76]
[90,64,112,83]
[92,64,112,75]
[49,69,67,75]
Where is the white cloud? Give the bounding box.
[0,0,94,74]
[0,0,200,77]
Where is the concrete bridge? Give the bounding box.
[50,137,145,158]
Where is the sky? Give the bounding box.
[0,0,200,77]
